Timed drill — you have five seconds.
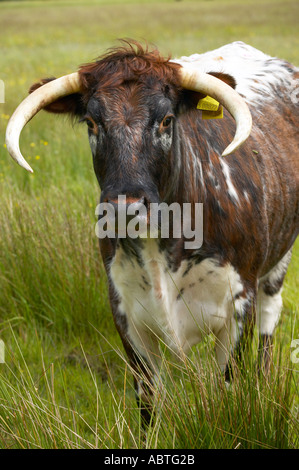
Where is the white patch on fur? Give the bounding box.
[215,316,239,371]
[257,288,283,335]
[220,159,240,203]
[152,122,172,153]
[216,293,252,370]
[243,191,250,202]
[88,133,97,155]
[184,136,206,197]
[259,250,292,287]
[110,240,244,371]
[257,250,292,335]
[172,41,299,107]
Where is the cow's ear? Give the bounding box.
[177,72,236,114]
[209,72,237,90]
[29,78,85,116]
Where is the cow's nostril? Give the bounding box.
[105,196,150,233]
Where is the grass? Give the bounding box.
[0,322,298,449]
[0,0,298,449]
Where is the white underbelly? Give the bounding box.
[110,241,244,359]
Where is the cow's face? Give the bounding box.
[26,45,238,232]
[84,80,178,209]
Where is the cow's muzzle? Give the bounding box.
[100,195,151,237]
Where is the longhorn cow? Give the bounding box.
[6,41,299,423]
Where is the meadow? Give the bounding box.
[0,0,298,449]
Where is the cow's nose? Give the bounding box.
[108,196,145,216]
[107,196,148,233]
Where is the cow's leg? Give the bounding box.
[116,315,162,427]
[104,244,161,426]
[215,292,256,382]
[125,346,159,427]
[257,250,292,374]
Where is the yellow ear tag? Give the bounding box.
[202,105,223,119]
[197,95,223,119]
[197,95,219,111]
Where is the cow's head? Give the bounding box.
[6,42,252,225]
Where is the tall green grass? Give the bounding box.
[0,0,298,449]
[0,323,298,448]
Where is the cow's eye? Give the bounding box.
[86,119,94,128]
[86,118,95,129]
[160,115,173,130]
[82,116,98,133]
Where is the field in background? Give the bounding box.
[0,0,298,449]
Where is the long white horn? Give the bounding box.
[177,65,252,156]
[5,72,81,173]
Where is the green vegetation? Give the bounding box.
[0,0,298,449]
